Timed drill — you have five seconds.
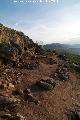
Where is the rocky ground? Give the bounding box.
[0,51,80,120]
[0,24,80,120]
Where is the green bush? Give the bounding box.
[66,53,80,74]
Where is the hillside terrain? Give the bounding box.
[44,43,80,55]
[0,24,80,120]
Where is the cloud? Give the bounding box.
[11,0,80,44]
[13,19,80,44]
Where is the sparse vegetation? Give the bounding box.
[0,23,80,120]
[66,53,80,74]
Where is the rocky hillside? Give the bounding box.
[0,23,34,50]
[0,24,80,120]
[44,43,80,55]
[0,23,44,66]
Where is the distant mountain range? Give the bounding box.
[44,43,80,55]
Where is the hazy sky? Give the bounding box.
[0,0,80,44]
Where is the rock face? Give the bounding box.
[0,23,46,68]
[0,23,34,52]
[0,23,41,66]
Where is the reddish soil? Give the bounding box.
[0,54,80,120]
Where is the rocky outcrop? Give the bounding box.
[0,23,34,52]
[0,23,45,66]
[0,24,34,66]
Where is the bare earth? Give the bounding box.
[0,53,80,120]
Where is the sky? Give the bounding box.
[0,0,80,44]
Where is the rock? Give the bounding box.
[54,62,69,81]
[0,43,19,62]
[24,93,39,105]
[16,113,25,120]
[0,84,4,90]
[12,89,23,96]
[0,113,12,120]
[45,78,55,85]
[63,61,70,69]
[37,79,55,90]
[0,96,18,112]
[23,88,39,105]
[46,58,57,65]
[23,62,39,70]
[8,83,15,89]
[0,113,25,120]
[73,63,80,72]
[67,111,80,120]
[10,41,22,55]
[23,88,31,94]
[24,93,34,102]
[0,83,7,91]
[57,52,67,60]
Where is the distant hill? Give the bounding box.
[44,43,80,55]
[71,44,80,48]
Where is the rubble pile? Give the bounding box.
[54,61,69,81]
